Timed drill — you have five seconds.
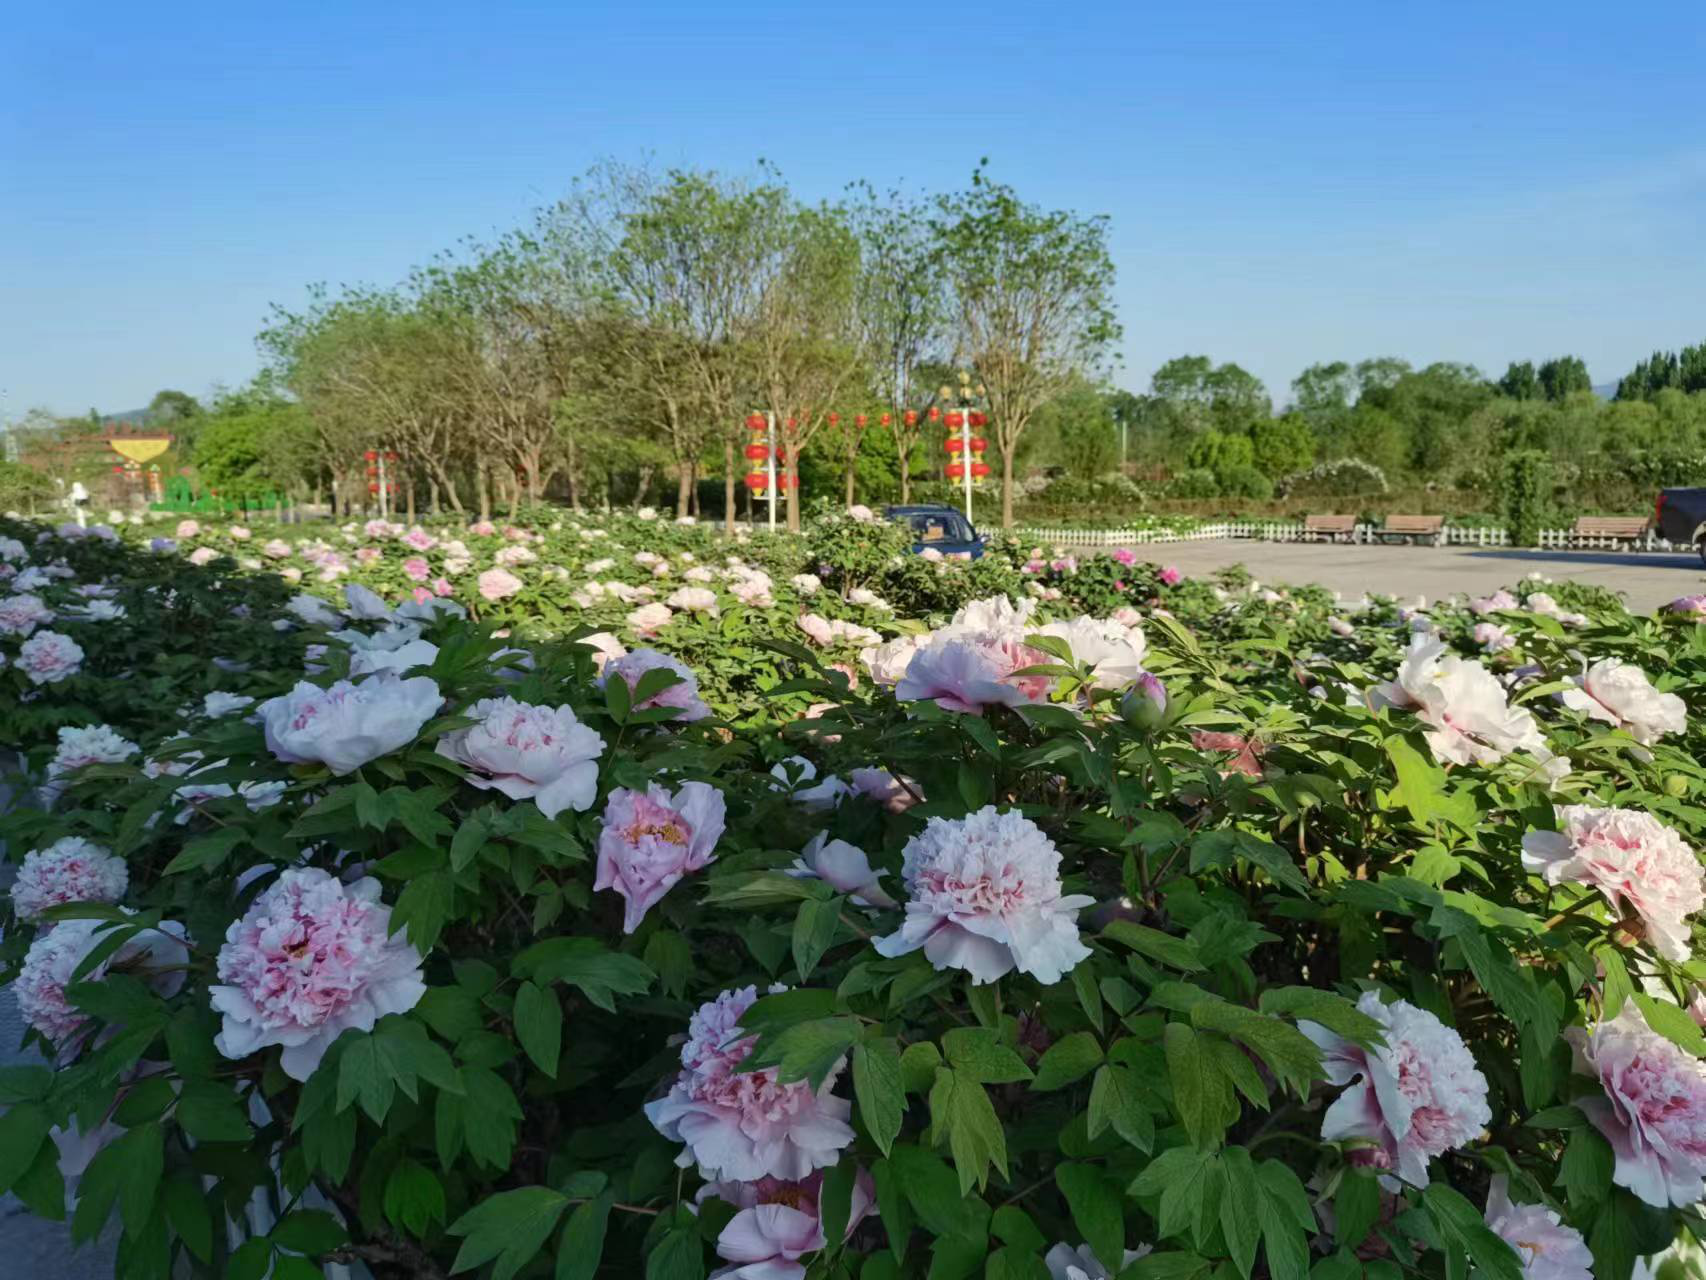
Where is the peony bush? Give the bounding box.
[3,513,1706,1280]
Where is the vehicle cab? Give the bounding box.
[885,504,987,559]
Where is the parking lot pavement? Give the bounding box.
[1047,539,1706,612]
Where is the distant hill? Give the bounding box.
[99,408,165,428]
[1592,383,1618,400]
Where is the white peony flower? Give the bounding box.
[435,696,605,819]
[1560,657,1686,746]
[258,673,442,775]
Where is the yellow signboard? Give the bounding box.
[110,438,171,464]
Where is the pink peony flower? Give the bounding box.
[576,630,627,672]
[1560,657,1686,746]
[1472,621,1515,653]
[730,576,775,608]
[895,633,1052,714]
[1158,566,1183,587]
[1522,806,1703,962]
[789,833,895,908]
[469,520,497,537]
[258,673,442,775]
[11,837,128,920]
[1110,548,1137,567]
[432,576,454,597]
[229,525,251,540]
[873,806,1093,985]
[645,984,855,1181]
[595,782,725,932]
[1191,730,1267,778]
[477,567,524,601]
[1299,990,1490,1189]
[627,602,675,637]
[1565,1005,1706,1207]
[401,556,431,582]
[46,723,139,784]
[1483,1178,1591,1280]
[796,614,835,647]
[356,547,381,565]
[848,767,920,812]
[1329,616,1356,638]
[0,592,54,636]
[435,696,605,819]
[17,631,85,684]
[262,538,293,559]
[175,519,200,538]
[706,1167,876,1280]
[188,547,218,566]
[17,914,190,1049]
[402,528,437,552]
[210,869,426,1081]
[1666,595,1706,618]
[599,648,711,722]
[859,635,923,687]
[1470,590,1519,615]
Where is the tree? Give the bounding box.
[1251,414,1315,477]
[192,390,315,503]
[1291,361,1358,425]
[847,184,946,502]
[1536,356,1591,401]
[933,166,1119,526]
[147,389,202,424]
[1031,379,1117,481]
[1498,361,1539,401]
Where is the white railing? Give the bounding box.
[1018,523,1683,553]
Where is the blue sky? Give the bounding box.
[3,1,1703,417]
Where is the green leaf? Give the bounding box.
[744,1017,861,1091]
[175,1080,252,1143]
[943,1027,1034,1084]
[0,1103,50,1195]
[337,1019,460,1122]
[558,1194,614,1280]
[271,1209,349,1256]
[1257,988,1385,1049]
[1384,736,1478,831]
[0,1065,53,1104]
[450,814,490,871]
[449,1187,570,1280]
[1423,1183,1524,1280]
[1633,994,1706,1057]
[1558,1125,1613,1211]
[1104,920,1204,971]
[385,1157,447,1237]
[853,1039,905,1156]
[929,1067,1008,1195]
[161,1175,212,1262]
[1087,1064,1153,1151]
[1333,1169,1381,1249]
[901,1041,945,1093]
[1598,950,1634,1019]
[1189,1001,1321,1097]
[645,1222,706,1280]
[227,1238,273,1280]
[392,869,455,951]
[990,1205,1046,1252]
[514,980,564,1077]
[1165,1022,1232,1149]
[1219,1148,1260,1279]
[1055,1162,1123,1275]
[792,894,844,981]
[1256,1160,1316,1280]
[1033,1031,1104,1092]
[160,826,245,875]
[513,937,655,1012]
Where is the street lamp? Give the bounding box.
[938,370,989,526]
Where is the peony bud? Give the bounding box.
[1666,774,1689,798]
[1121,672,1167,730]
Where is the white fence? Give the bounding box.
[1016,523,1684,553]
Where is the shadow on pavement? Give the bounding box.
[1459,549,1700,572]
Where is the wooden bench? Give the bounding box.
[1302,514,1357,543]
[1570,516,1649,547]
[1375,514,1445,546]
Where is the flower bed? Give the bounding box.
[2,511,1705,1280]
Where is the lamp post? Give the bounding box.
[743,412,782,531]
[938,370,988,526]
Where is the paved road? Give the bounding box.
[1064,539,1706,612]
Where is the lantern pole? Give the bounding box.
[377,451,389,521]
[766,411,777,533]
[961,404,973,526]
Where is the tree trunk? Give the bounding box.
[723,439,736,535]
[844,456,856,508]
[688,460,700,516]
[506,469,520,521]
[675,463,693,520]
[476,460,491,523]
[786,462,801,532]
[1001,450,1016,528]
[428,478,440,517]
[897,445,912,504]
[634,465,654,510]
[405,478,417,523]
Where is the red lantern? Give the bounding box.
[927,406,940,422]
[827,412,839,425]
[971,461,992,479]
[903,410,917,426]
[745,472,769,492]
[946,411,964,429]
[744,443,769,461]
[783,473,799,489]
[745,413,766,432]
[385,451,399,462]
[855,414,867,429]
[368,482,379,494]
[111,465,123,473]
[970,412,987,428]
[945,437,966,455]
[970,437,988,454]
[881,412,892,426]
[785,418,798,433]
[945,462,966,480]
[363,450,377,462]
